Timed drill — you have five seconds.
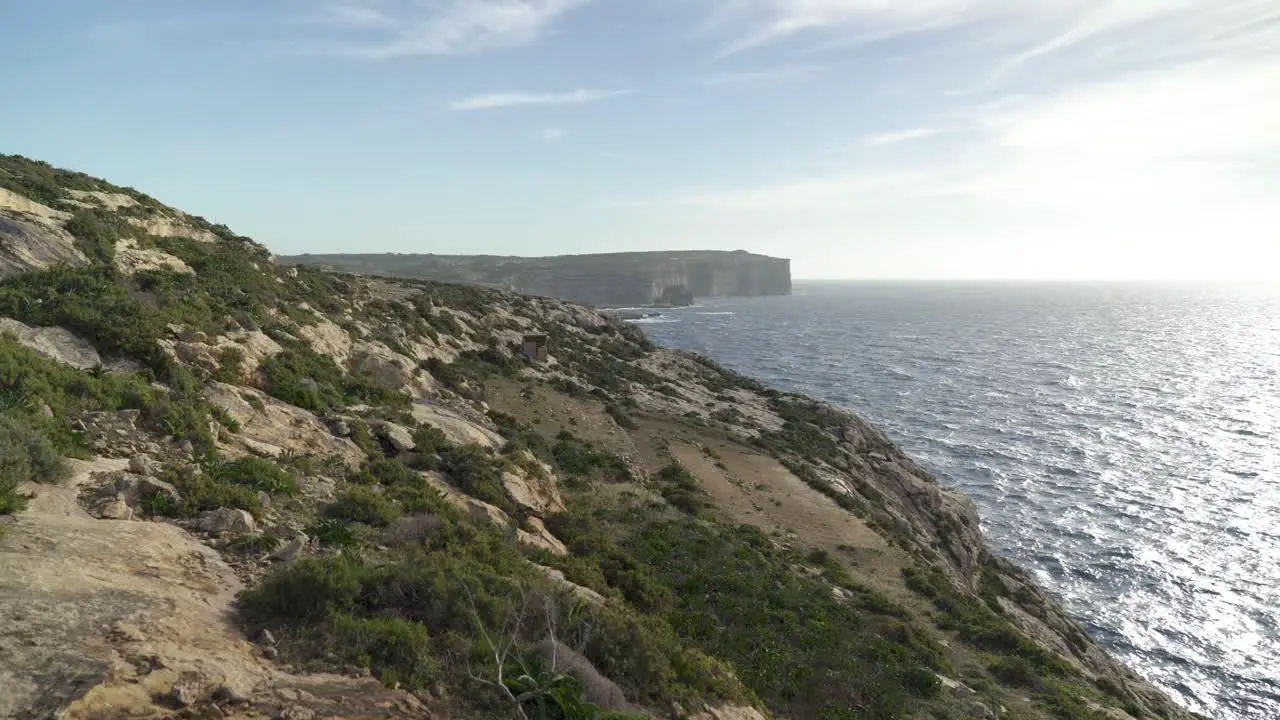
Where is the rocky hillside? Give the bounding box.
[0,154,1201,720]
[280,251,792,308]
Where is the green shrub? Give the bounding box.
[552,432,630,482]
[309,517,363,548]
[439,444,510,511]
[64,209,127,263]
[0,413,67,516]
[209,456,299,496]
[225,533,283,556]
[628,519,941,718]
[165,471,262,517]
[212,347,246,383]
[327,488,401,527]
[261,346,409,414]
[240,555,364,625]
[327,614,437,689]
[655,463,705,515]
[990,655,1040,687]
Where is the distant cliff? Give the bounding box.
[279,250,792,307]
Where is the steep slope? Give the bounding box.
[0,154,1200,720]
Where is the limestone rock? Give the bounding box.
[280,705,316,720]
[518,517,568,556]
[411,402,503,448]
[91,493,134,521]
[0,197,87,279]
[534,638,630,711]
[296,318,352,363]
[329,418,351,437]
[0,318,101,369]
[199,508,256,535]
[241,437,285,459]
[533,565,607,606]
[370,420,415,452]
[502,465,565,516]
[169,670,211,707]
[689,707,769,720]
[128,454,160,476]
[126,214,218,243]
[205,383,363,466]
[270,535,308,562]
[349,342,415,389]
[113,238,194,276]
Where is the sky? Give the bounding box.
[2,1,1279,280]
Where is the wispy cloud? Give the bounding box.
[694,64,823,85]
[540,127,569,141]
[703,0,1279,68]
[314,0,592,57]
[447,88,628,111]
[864,128,940,146]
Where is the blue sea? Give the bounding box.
[639,281,1280,720]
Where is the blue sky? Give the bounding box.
[2,1,1278,279]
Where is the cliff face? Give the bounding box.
[280,250,793,307]
[0,154,1202,720]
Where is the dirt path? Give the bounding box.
[0,458,429,719]
[670,441,912,586]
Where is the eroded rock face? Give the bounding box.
[411,401,503,448]
[503,454,565,516]
[113,238,194,276]
[422,473,568,555]
[205,383,364,466]
[126,215,218,243]
[0,318,101,369]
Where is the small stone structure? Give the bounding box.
[521,333,549,362]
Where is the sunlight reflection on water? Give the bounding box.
[645,282,1280,720]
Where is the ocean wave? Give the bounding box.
[643,284,1280,720]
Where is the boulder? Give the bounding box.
[91,494,134,521]
[533,639,630,711]
[371,420,415,452]
[199,508,256,535]
[241,437,285,459]
[0,318,101,369]
[503,469,565,516]
[169,670,212,707]
[270,535,308,562]
[128,454,160,476]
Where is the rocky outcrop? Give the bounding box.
[126,215,219,243]
[0,189,88,279]
[281,250,793,307]
[0,318,102,369]
[0,458,430,719]
[205,383,365,466]
[113,238,194,276]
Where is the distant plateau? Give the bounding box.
[279,250,792,308]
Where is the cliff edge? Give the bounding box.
[0,154,1199,720]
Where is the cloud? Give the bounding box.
[694,64,824,85]
[703,0,1278,67]
[540,127,569,141]
[315,0,591,57]
[864,128,940,146]
[447,88,628,110]
[651,54,1280,279]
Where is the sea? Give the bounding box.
[637,281,1280,720]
